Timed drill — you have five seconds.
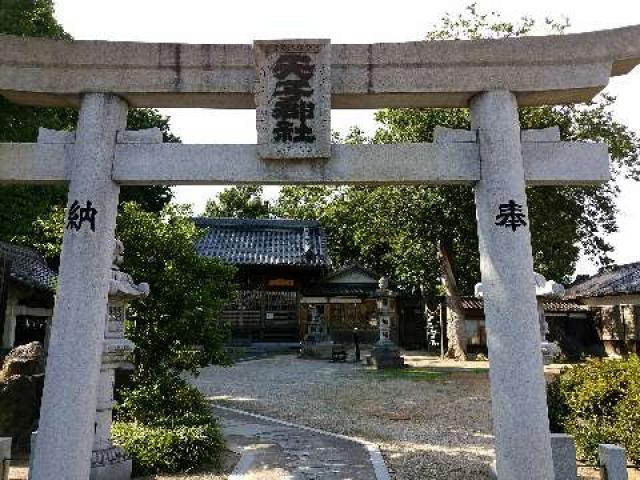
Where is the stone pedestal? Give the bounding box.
[369,340,404,369]
[90,446,132,480]
[551,434,578,480]
[599,444,628,480]
[1,437,10,480]
[471,90,554,480]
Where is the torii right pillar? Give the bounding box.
[471,90,555,480]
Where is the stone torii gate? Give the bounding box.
[0,26,639,480]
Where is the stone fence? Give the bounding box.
[491,435,633,480]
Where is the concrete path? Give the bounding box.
[214,406,384,480]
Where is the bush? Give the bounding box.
[547,356,640,463]
[116,371,212,427]
[112,421,224,476]
[113,371,225,475]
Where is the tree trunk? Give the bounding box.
[438,241,467,360]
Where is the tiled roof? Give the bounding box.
[0,241,57,292]
[322,263,381,283]
[194,218,331,268]
[302,284,379,298]
[458,297,589,312]
[565,262,640,299]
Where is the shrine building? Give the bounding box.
[194,218,414,344]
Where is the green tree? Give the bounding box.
[204,185,271,218]
[121,109,180,213]
[117,203,236,375]
[0,0,76,245]
[0,0,178,249]
[277,6,639,295]
[32,202,237,374]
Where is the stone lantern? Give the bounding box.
[91,240,149,480]
[368,277,404,369]
[475,272,563,364]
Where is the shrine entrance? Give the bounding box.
[0,26,638,480]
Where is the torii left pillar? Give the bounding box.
[31,94,127,480]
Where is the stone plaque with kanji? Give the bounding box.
[255,39,331,160]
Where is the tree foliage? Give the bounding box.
[277,6,640,295]
[0,0,178,249]
[204,185,271,219]
[30,202,237,375]
[116,203,237,375]
[547,356,640,464]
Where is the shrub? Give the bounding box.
[112,421,224,476]
[547,356,640,463]
[116,371,212,427]
[113,371,225,475]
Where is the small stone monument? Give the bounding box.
[91,240,149,480]
[475,272,563,364]
[300,305,336,359]
[368,277,404,369]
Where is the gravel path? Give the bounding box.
[191,355,494,480]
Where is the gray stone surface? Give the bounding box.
[471,90,554,480]
[216,406,379,479]
[1,437,10,480]
[30,94,127,480]
[0,143,68,184]
[115,128,162,144]
[1,26,640,108]
[369,341,405,369]
[599,444,628,480]
[0,135,608,186]
[255,39,331,160]
[37,128,76,144]
[551,433,578,480]
[521,127,561,142]
[90,446,132,480]
[113,141,607,186]
[433,126,477,143]
[113,142,479,185]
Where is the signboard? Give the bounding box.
[255,39,331,160]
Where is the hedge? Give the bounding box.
[113,371,225,475]
[547,355,640,464]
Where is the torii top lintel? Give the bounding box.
[1,25,639,109]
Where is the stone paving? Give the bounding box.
[215,406,378,480]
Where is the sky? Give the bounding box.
[52,0,640,275]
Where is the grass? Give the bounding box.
[365,367,446,382]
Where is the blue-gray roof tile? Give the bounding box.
[566,262,640,299]
[194,218,331,268]
[0,241,57,292]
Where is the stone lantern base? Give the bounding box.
[90,445,132,480]
[367,339,405,369]
[29,434,132,480]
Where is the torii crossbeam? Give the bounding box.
[0,27,638,480]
